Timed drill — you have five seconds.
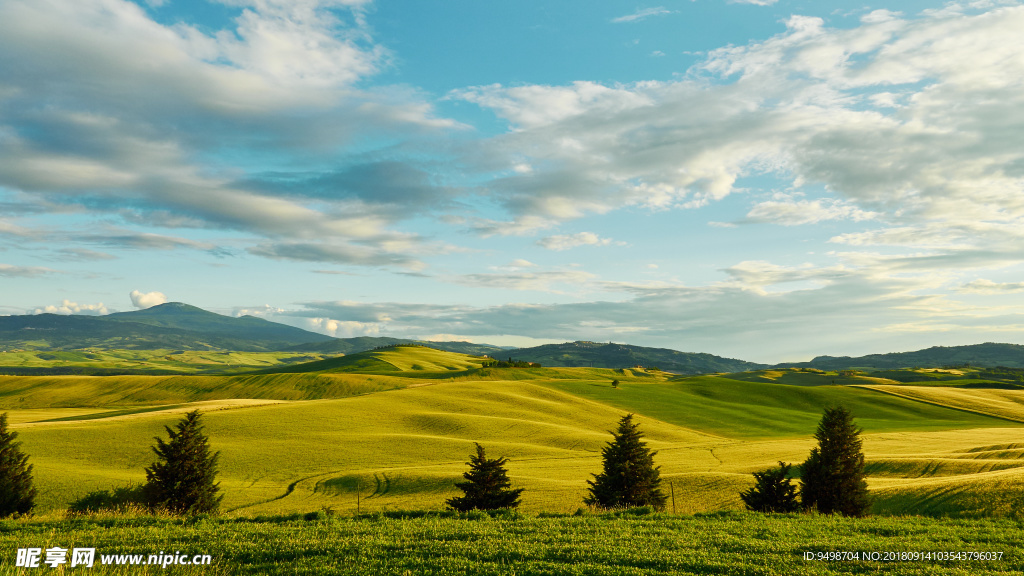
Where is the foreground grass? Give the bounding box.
[1,511,1022,575]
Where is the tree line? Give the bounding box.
[0,406,869,518]
[481,358,541,368]
[446,407,871,517]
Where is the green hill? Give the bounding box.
[505,341,765,374]
[778,342,1024,370]
[263,345,489,374]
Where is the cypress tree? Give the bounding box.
[740,461,799,513]
[144,410,222,515]
[446,443,524,511]
[800,406,871,516]
[585,414,667,510]
[0,413,36,517]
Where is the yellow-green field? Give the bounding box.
[4,346,1024,519]
[0,349,331,373]
[860,385,1024,423]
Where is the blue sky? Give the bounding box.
[2,0,1024,362]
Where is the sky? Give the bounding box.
[2,0,1024,363]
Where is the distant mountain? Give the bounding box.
[504,341,766,374]
[0,303,512,355]
[0,302,333,352]
[776,342,1024,370]
[288,337,509,357]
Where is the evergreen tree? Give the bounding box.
[144,410,222,515]
[0,413,36,517]
[446,443,524,511]
[739,461,799,513]
[800,406,871,516]
[584,414,667,510]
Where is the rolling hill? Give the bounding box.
[7,348,1024,519]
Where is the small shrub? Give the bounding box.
[68,484,148,515]
[446,443,524,511]
[739,462,800,513]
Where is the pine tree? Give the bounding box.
[584,414,667,510]
[800,406,871,516]
[0,413,36,517]
[446,443,524,511]
[740,461,799,513]
[144,410,222,515]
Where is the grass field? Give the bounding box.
[542,375,1010,437]
[859,385,1024,423]
[1,351,1024,520]
[0,349,332,374]
[0,511,1020,575]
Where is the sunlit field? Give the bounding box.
[3,348,1023,520]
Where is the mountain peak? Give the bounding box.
[135,302,208,314]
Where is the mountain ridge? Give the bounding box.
[503,340,766,375]
[774,342,1024,370]
[5,304,1024,371]
[0,303,332,352]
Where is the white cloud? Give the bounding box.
[130,290,168,309]
[52,248,117,261]
[233,304,286,317]
[722,260,850,291]
[0,263,54,277]
[743,198,877,226]
[305,317,380,337]
[958,279,1024,294]
[611,7,673,23]
[537,231,619,251]
[861,9,902,23]
[247,241,426,269]
[729,0,778,5]
[469,215,557,237]
[454,4,1024,277]
[453,81,653,130]
[286,267,990,363]
[33,299,109,315]
[0,0,459,267]
[454,269,597,293]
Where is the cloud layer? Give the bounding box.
[0,0,457,268]
[4,2,1024,360]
